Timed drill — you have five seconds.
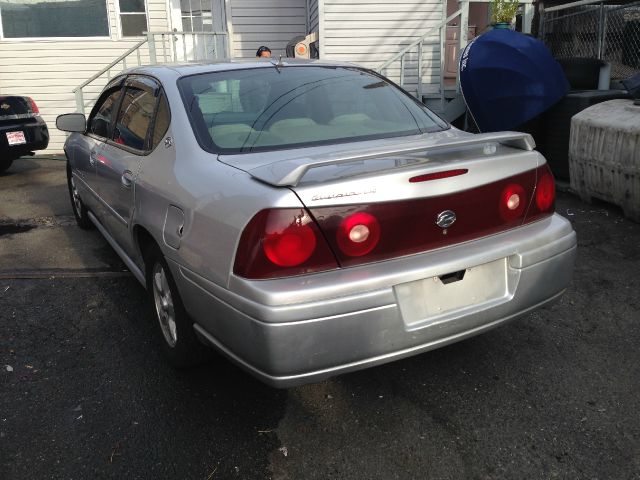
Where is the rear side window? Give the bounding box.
[178,66,448,154]
[113,87,155,150]
[151,91,170,150]
[88,88,123,138]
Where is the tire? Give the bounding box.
[0,156,15,173]
[144,245,210,367]
[66,162,92,229]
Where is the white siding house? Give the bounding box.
[0,0,309,152]
[0,0,172,152]
[0,0,505,153]
[227,0,307,58]
[317,0,445,96]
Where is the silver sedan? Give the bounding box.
[56,60,576,387]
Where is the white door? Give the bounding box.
[169,0,227,61]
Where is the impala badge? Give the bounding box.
[436,210,457,229]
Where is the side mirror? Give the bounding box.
[56,113,86,133]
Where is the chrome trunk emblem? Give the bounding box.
[436,210,457,229]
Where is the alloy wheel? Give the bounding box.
[152,262,178,347]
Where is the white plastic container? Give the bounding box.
[569,99,640,222]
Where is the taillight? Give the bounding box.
[523,163,556,223]
[499,183,526,221]
[536,170,555,211]
[234,208,338,279]
[235,166,556,279]
[28,97,39,114]
[263,211,316,267]
[310,166,551,269]
[336,212,381,257]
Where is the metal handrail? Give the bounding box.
[146,30,227,64]
[145,30,228,35]
[72,30,229,113]
[72,38,147,113]
[378,9,463,72]
[73,38,147,93]
[376,0,535,117]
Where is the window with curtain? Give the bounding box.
[0,0,109,38]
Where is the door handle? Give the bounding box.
[121,170,134,188]
[89,153,98,166]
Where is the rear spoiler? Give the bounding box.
[247,132,535,187]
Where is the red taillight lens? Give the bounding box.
[536,170,555,211]
[28,97,39,114]
[499,183,526,221]
[310,167,543,268]
[336,212,381,257]
[523,164,556,224]
[234,208,338,279]
[263,210,316,267]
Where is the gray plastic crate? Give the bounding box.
[569,99,640,222]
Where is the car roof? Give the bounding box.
[122,58,362,82]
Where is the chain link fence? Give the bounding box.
[541,1,640,80]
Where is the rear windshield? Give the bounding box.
[0,96,33,119]
[178,66,448,154]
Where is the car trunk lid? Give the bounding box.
[0,96,38,124]
[228,131,556,278]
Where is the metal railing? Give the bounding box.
[73,31,228,113]
[541,0,640,80]
[377,0,535,112]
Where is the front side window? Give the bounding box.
[88,88,123,139]
[0,0,109,38]
[118,0,148,37]
[178,66,449,154]
[113,87,155,150]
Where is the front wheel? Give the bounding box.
[145,246,210,367]
[66,163,92,229]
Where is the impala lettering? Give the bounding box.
[312,188,376,202]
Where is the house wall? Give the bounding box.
[320,0,444,96]
[228,0,307,58]
[0,0,170,153]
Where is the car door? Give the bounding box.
[74,78,125,214]
[94,75,162,257]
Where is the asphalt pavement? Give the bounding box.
[1,158,639,479]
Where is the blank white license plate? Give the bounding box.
[6,131,26,146]
[394,258,510,327]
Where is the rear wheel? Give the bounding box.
[66,162,92,229]
[145,246,210,367]
[0,156,15,173]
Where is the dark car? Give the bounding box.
[0,96,49,172]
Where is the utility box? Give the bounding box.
[569,99,640,222]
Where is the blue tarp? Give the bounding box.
[459,29,569,132]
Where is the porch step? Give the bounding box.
[422,88,459,100]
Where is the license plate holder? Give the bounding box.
[6,131,26,146]
[394,258,510,327]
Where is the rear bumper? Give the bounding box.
[0,116,49,158]
[175,213,577,387]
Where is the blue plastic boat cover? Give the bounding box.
[459,29,569,132]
